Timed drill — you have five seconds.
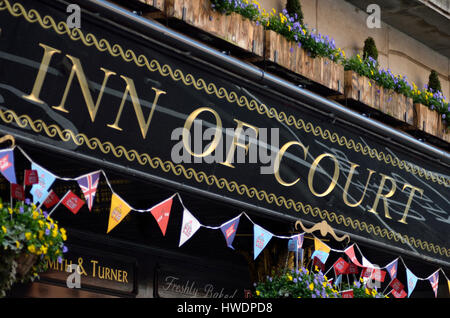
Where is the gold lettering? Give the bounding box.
[52,54,116,121]
[273,141,309,187]
[117,270,122,282]
[23,43,61,104]
[220,119,259,168]
[308,153,340,197]
[91,260,98,278]
[105,267,110,280]
[107,75,166,139]
[398,184,424,224]
[98,265,105,279]
[182,107,222,157]
[122,270,128,283]
[368,173,396,219]
[342,163,376,208]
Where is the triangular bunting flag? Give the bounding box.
[311,237,330,264]
[428,270,439,298]
[179,208,201,247]
[0,149,16,184]
[406,268,418,298]
[76,171,100,211]
[220,216,240,249]
[107,193,132,233]
[385,259,398,281]
[253,224,273,260]
[288,234,304,252]
[150,196,174,236]
[30,162,56,204]
[344,244,363,267]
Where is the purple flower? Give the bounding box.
[19,206,24,214]
[293,278,298,283]
[25,198,31,205]
[43,211,48,218]
[311,294,316,298]
[45,228,50,236]
[57,256,63,264]
[63,245,68,253]
[443,114,446,119]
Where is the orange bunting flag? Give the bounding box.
[150,196,174,236]
[107,193,132,233]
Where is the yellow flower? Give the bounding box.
[322,282,327,288]
[62,233,67,241]
[15,241,20,249]
[256,290,260,296]
[32,211,39,219]
[365,288,370,295]
[287,275,293,281]
[324,275,328,281]
[0,203,3,209]
[60,228,66,235]
[25,232,32,240]
[52,229,58,238]
[40,245,48,254]
[38,230,44,240]
[38,220,45,228]
[372,289,377,296]
[360,277,364,283]
[8,208,13,215]
[28,245,36,253]
[314,266,319,272]
[1,225,6,234]
[309,283,314,291]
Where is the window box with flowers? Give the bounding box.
[165,0,264,58]
[0,199,68,297]
[343,55,414,126]
[263,20,344,95]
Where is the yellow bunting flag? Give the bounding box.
[107,193,132,233]
[314,237,331,253]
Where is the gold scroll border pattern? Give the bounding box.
[1,0,449,189]
[0,108,448,258]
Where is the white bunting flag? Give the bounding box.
[179,208,201,247]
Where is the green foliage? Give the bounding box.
[363,37,378,61]
[0,199,68,297]
[428,70,442,93]
[285,0,303,24]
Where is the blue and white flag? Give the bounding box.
[428,270,439,298]
[406,268,418,298]
[220,216,240,250]
[0,149,16,184]
[30,162,56,204]
[254,224,273,260]
[288,234,304,252]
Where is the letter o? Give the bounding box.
[182,107,222,158]
[308,153,340,197]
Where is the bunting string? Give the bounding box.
[3,145,450,297]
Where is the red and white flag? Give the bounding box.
[389,278,405,292]
[341,290,354,298]
[24,169,39,185]
[344,244,363,267]
[150,196,174,236]
[333,257,350,275]
[43,190,60,209]
[179,208,201,247]
[391,289,407,298]
[11,183,25,201]
[61,190,85,215]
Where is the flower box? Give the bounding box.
[139,0,165,11]
[438,117,450,144]
[413,103,440,137]
[344,70,414,125]
[264,30,344,95]
[165,0,264,57]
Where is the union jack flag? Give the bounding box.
[76,171,100,211]
[428,270,439,298]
